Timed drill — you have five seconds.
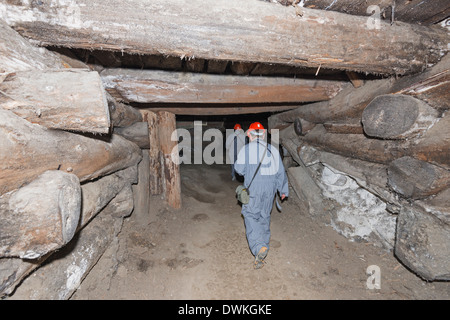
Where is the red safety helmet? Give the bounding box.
[247,122,265,137]
[234,124,242,130]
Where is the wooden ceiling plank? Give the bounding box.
[1,0,447,75]
[101,68,344,104]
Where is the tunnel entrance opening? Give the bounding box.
[175,112,272,164]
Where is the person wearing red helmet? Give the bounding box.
[225,123,246,181]
[234,122,289,269]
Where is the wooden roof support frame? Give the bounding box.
[1,0,448,76]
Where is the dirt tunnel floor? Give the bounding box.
[71,164,449,300]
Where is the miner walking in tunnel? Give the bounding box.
[234,122,289,269]
[225,123,246,181]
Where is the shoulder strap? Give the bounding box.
[246,142,268,189]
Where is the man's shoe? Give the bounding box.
[254,247,268,269]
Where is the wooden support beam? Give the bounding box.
[0,167,137,297]
[206,60,229,74]
[113,122,150,149]
[395,67,450,111]
[287,164,329,221]
[106,92,142,127]
[388,157,450,200]
[362,94,440,139]
[0,171,81,259]
[395,204,450,281]
[346,71,364,88]
[79,165,137,228]
[410,111,450,169]
[323,123,363,134]
[141,105,298,116]
[0,109,142,195]
[9,203,129,299]
[269,54,450,130]
[230,61,255,75]
[1,256,47,297]
[185,58,205,73]
[301,123,450,170]
[268,79,392,129]
[298,0,450,25]
[2,0,447,75]
[0,20,65,74]
[157,111,181,209]
[0,69,110,134]
[140,110,164,195]
[132,152,151,223]
[101,68,343,104]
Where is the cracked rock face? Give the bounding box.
[318,165,397,250]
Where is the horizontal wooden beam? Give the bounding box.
[300,114,450,170]
[268,54,450,129]
[1,0,448,75]
[0,20,65,74]
[101,68,343,104]
[139,105,298,115]
[0,170,81,259]
[297,0,450,25]
[1,69,110,134]
[268,78,393,128]
[0,109,142,195]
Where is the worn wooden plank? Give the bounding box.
[157,111,181,209]
[79,165,137,228]
[323,122,363,134]
[0,167,136,298]
[296,0,450,25]
[0,20,65,74]
[269,54,450,130]
[101,68,343,104]
[395,204,450,281]
[410,111,450,170]
[301,124,450,170]
[361,94,440,139]
[8,204,128,300]
[395,68,450,111]
[0,109,142,195]
[141,105,298,115]
[140,110,164,195]
[113,122,150,149]
[206,60,229,74]
[268,79,392,129]
[0,171,81,259]
[0,69,110,134]
[1,0,448,75]
[132,151,150,223]
[106,91,142,127]
[286,162,329,221]
[388,156,450,199]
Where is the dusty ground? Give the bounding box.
[71,164,449,300]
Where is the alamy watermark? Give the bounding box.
[170,121,280,172]
[366,5,381,30]
[366,265,381,289]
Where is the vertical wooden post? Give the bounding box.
[157,111,181,209]
[140,110,163,195]
[132,151,150,222]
